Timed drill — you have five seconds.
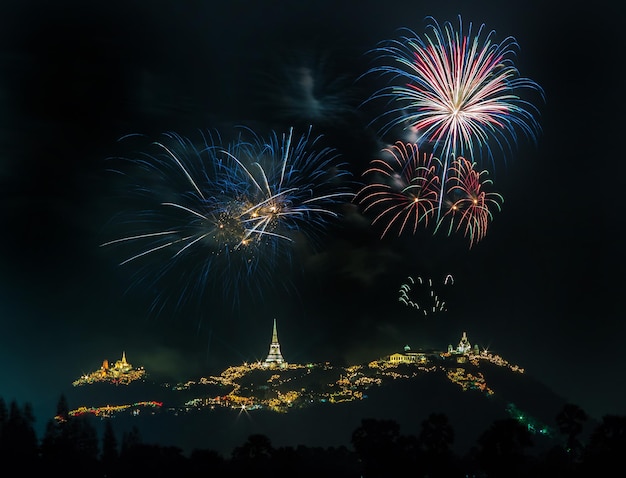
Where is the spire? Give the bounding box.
[272,318,279,343]
[264,318,285,366]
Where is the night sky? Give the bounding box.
[0,0,624,441]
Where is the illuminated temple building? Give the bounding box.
[102,351,132,375]
[73,351,146,386]
[448,331,480,355]
[387,345,431,365]
[263,319,286,368]
[387,332,480,365]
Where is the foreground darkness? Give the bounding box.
[1,394,624,477]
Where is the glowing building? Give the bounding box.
[388,345,430,364]
[448,331,479,355]
[263,319,285,367]
[73,351,146,386]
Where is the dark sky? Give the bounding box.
[0,0,624,440]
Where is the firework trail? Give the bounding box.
[361,15,543,218]
[101,126,354,314]
[398,274,454,316]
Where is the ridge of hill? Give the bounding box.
[62,350,580,457]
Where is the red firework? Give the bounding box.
[355,141,441,238]
[437,156,503,248]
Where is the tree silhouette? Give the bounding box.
[188,448,226,477]
[101,419,119,475]
[351,418,409,478]
[418,412,458,477]
[230,433,274,475]
[0,398,7,435]
[118,443,188,477]
[419,412,454,454]
[0,399,39,474]
[120,424,142,454]
[54,393,69,422]
[231,433,274,461]
[4,388,626,477]
[556,402,588,460]
[582,414,626,473]
[40,394,100,478]
[473,417,534,477]
[271,444,361,478]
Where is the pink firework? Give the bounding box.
[437,156,503,248]
[355,141,442,238]
[364,15,543,168]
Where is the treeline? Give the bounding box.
[0,394,624,477]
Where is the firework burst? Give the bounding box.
[362,15,544,169]
[355,141,442,238]
[101,126,354,315]
[437,156,504,248]
[355,142,502,247]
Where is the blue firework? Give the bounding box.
[101,126,354,315]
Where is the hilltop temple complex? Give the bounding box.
[66,326,532,431]
[384,331,523,373]
[73,351,146,386]
[71,327,522,395]
[387,331,493,365]
[448,331,479,355]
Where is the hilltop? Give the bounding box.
[62,332,574,457]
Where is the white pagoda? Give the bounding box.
[263,318,285,367]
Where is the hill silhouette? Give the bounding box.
[61,349,583,457]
